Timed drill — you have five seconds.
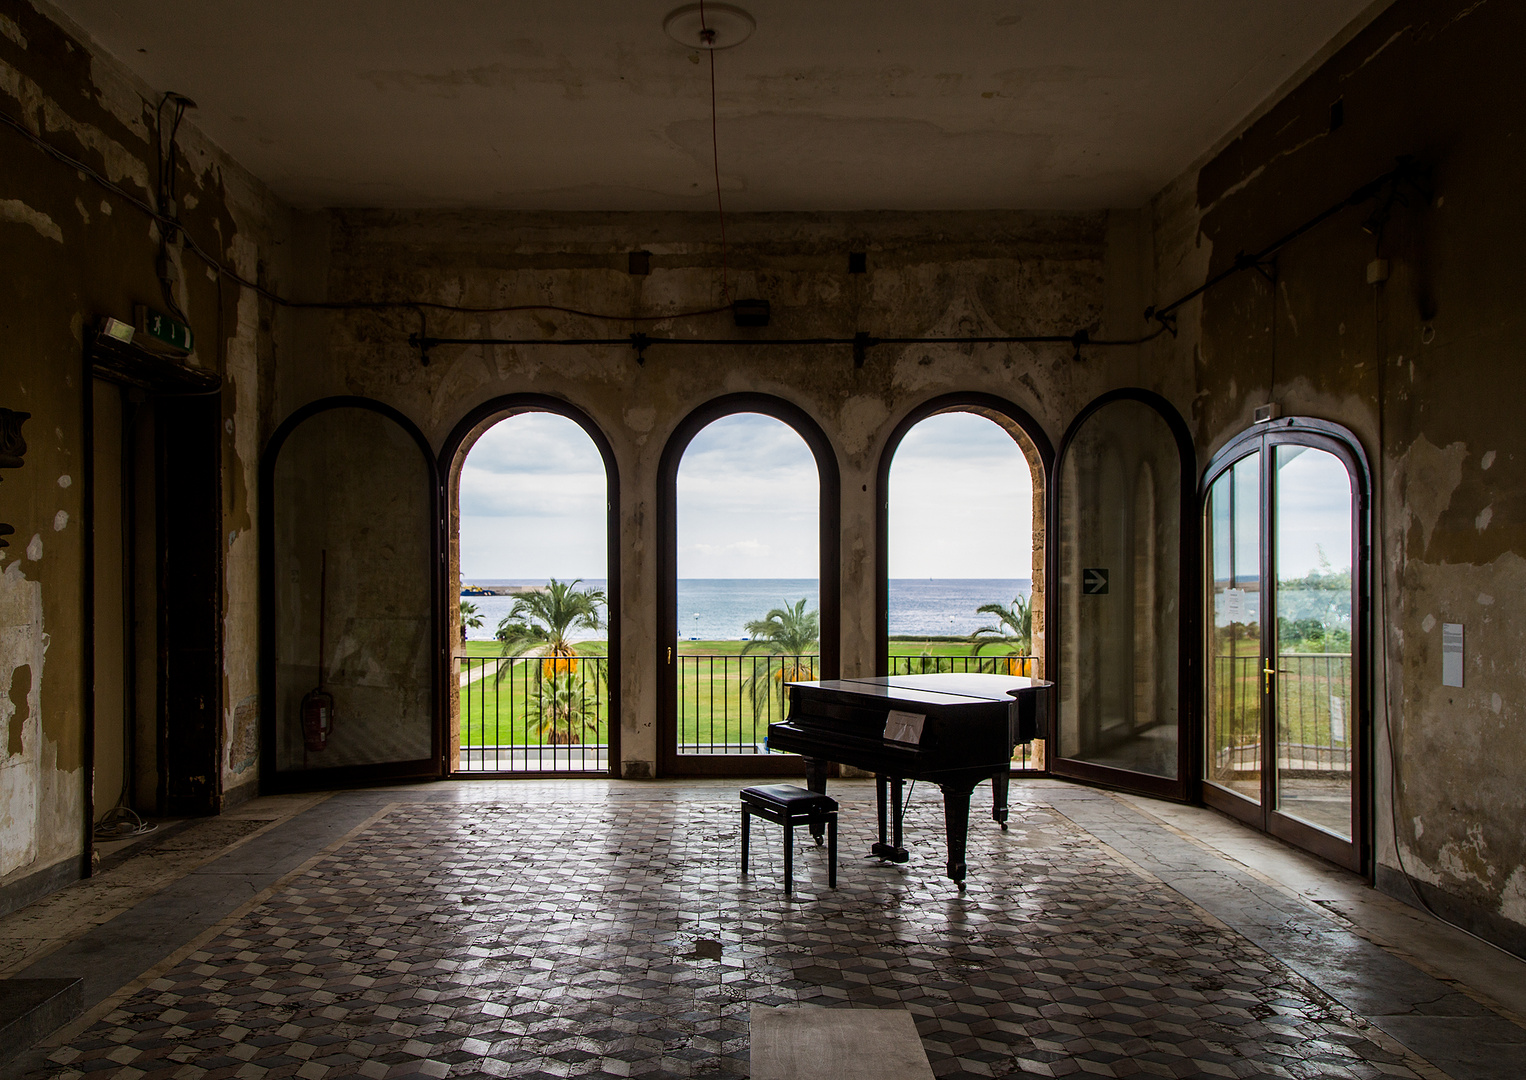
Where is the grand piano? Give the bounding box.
[767,672,1053,887]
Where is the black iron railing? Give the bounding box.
[457,654,610,773]
[1208,653,1353,776]
[676,653,818,755]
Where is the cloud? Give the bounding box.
[459,412,608,576]
[464,412,607,476]
[888,412,1035,578]
[677,413,820,577]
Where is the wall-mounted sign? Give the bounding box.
[135,305,194,354]
[1083,568,1109,595]
[1442,623,1464,687]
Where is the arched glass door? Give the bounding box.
[1051,391,1196,799]
[438,396,621,778]
[260,399,442,788]
[875,393,1053,772]
[1202,419,1369,871]
[657,394,840,777]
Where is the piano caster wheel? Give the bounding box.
[814,835,824,847]
[957,881,966,892]
[999,822,1009,831]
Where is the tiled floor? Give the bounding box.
[7,780,1526,1079]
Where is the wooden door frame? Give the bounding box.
[1048,388,1200,801]
[436,394,623,778]
[84,336,225,878]
[1200,417,1372,873]
[656,393,841,777]
[258,396,444,792]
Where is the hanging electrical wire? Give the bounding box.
[0,100,1427,368]
[700,0,732,305]
[0,104,730,325]
[153,92,194,322]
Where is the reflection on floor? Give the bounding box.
[4,779,1525,1079]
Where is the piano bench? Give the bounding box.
[740,784,838,894]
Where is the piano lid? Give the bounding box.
[788,672,1037,706]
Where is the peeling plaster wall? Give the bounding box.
[277,209,1163,780]
[0,0,285,896]
[1148,0,1526,950]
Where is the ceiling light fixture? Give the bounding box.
[663,3,755,50]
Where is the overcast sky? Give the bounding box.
[458,410,1036,580]
[1275,445,1354,578]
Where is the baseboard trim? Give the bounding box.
[0,856,87,921]
[221,777,259,811]
[1376,863,1526,960]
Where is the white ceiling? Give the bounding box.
[50,1,1383,212]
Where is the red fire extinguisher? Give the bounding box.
[300,550,334,751]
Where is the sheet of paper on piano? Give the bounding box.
[883,710,926,745]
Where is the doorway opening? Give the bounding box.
[657,394,840,777]
[1202,419,1369,871]
[1051,391,1197,801]
[880,406,1047,770]
[450,409,614,776]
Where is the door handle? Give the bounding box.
[1263,665,1277,694]
[667,647,673,664]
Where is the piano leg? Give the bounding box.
[940,782,975,888]
[804,757,828,846]
[871,774,909,863]
[992,769,1010,830]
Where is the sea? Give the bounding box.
[460,578,1031,641]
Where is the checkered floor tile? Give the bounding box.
[25,790,1438,1078]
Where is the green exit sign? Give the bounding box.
[134,305,194,353]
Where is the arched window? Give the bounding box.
[875,394,1051,770]
[439,396,621,778]
[657,394,840,777]
[261,399,441,789]
[1051,390,1196,800]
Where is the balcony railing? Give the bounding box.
[676,653,818,754]
[456,650,1047,773]
[1209,653,1353,776]
[457,654,609,773]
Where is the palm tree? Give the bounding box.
[523,671,601,744]
[459,599,484,644]
[740,599,820,719]
[970,595,1034,675]
[496,578,606,680]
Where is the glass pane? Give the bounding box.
[1204,453,1262,803]
[1274,446,1354,838]
[1057,399,1181,778]
[274,408,434,771]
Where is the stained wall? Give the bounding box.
[278,209,1143,780]
[1148,0,1526,948]
[0,0,285,905]
[5,0,1523,957]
